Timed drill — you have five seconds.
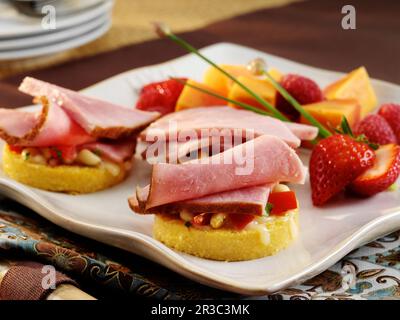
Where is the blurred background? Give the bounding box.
[0,0,297,78]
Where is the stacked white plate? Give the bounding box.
[0,0,114,60]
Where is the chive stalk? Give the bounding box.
[171,77,270,116]
[155,22,331,139]
[153,22,289,122]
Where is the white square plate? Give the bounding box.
[0,43,399,295]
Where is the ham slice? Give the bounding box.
[129,184,273,215]
[19,77,160,139]
[0,97,93,147]
[140,106,319,147]
[140,106,302,148]
[139,135,306,209]
[138,136,239,164]
[81,140,136,163]
[285,122,318,141]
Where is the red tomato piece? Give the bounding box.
[228,214,255,230]
[8,145,23,153]
[268,191,298,216]
[49,146,77,162]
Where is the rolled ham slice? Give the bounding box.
[285,122,318,141]
[140,106,301,148]
[129,184,273,215]
[0,97,93,147]
[19,77,160,139]
[138,135,306,209]
[138,136,239,164]
[140,106,318,148]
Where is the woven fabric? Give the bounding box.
[0,261,77,300]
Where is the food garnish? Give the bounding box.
[153,22,288,121]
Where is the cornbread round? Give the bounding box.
[2,145,127,194]
[153,209,299,261]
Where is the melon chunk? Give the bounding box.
[203,64,254,96]
[228,76,278,111]
[300,99,361,131]
[175,80,226,111]
[323,67,377,116]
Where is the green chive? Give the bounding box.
[171,77,271,116]
[262,70,332,138]
[154,23,289,122]
[265,203,274,216]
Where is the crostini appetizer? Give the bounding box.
[0,77,159,193]
[130,116,316,260]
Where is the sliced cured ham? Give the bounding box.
[139,136,239,164]
[138,135,306,209]
[129,184,273,215]
[140,106,301,148]
[285,122,318,141]
[19,77,160,139]
[0,97,93,147]
[140,106,318,148]
[81,139,136,163]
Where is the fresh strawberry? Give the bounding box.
[349,144,400,196]
[310,134,376,206]
[378,103,400,142]
[136,79,186,115]
[355,114,397,145]
[275,74,323,120]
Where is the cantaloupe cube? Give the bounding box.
[203,64,254,96]
[175,80,226,111]
[267,68,283,82]
[300,99,361,132]
[324,67,377,116]
[228,76,278,111]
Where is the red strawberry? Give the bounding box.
[349,144,400,196]
[355,114,397,145]
[136,79,186,115]
[275,74,323,120]
[310,134,376,206]
[378,103,400,142]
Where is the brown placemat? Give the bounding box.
[0,0,398,108]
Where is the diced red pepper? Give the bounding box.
[8,145,23,154]
[227,214,255,230]
[268,191,298,216]
[192,213,212,226]
[49,146,77,162]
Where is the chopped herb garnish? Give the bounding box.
[184,221,192,228]
[388,183,398,192]
[93,148,103,157]
[51,147,63,160]
[265,203,274,216]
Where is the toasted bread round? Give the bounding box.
[2,145,127,194]
[153,209,299,261]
